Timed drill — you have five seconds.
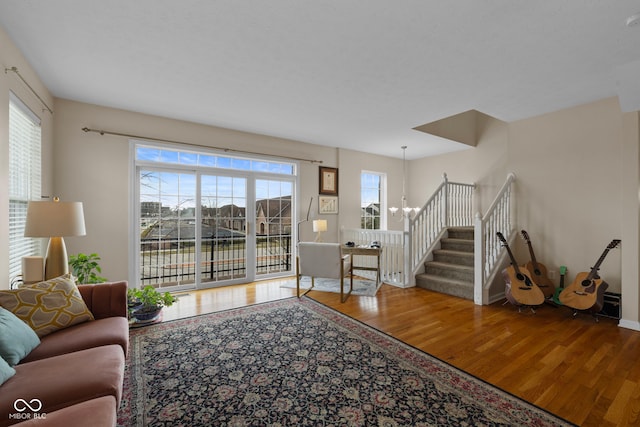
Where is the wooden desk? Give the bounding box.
[342,246,381,284]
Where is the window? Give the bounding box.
[133,141,297,290]
[8,92,42,282]
[136,145,294,174]
[361,172,384,230]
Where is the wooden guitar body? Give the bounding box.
[559,272,609,311]
[523,260,555,298]
[503,265,545,306]
[497,231,545,307]
[558,239,620,311]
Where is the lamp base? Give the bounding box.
[44,237,69,280]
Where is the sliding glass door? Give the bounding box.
[139,169,197,290]
[134,142,297,291]
[255,179,293,278]
[200,174,248,285]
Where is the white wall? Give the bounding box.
[0,27,54,288]
[51,94,638,317]
[620,111,640,329]
[338,148,403,232]
[52,99,404,283]
[408,98,640,328]
[408,113,509,216]
[509,98,624,291]
[3,24,639,328]
[0,22,407,289]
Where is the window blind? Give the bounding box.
[8,92,42,282]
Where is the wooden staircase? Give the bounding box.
[416,227,474,300]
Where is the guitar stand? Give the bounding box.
[503,299,537,314]
[520,305,537,314]
[570,309,600,322]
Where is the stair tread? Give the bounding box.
[434,249,474,256]
[425,261,474,271]
[415,227,475,301]
[447,227,474,234]
[441,237,473,243]
[416,274,473,286]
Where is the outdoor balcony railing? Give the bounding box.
[140,234,292,287]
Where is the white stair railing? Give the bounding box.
[409,174,475,278]
[342,228,404,284]
[473,172,516,305]
[344,173,475,288]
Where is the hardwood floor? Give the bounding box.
[161,279,640,426]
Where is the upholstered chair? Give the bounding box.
[296,242,353,302]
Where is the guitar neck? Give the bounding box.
[586,249,611,281]
[526,241,539,268]
[520,232,540,270]
[584,240,621,281]
[559,266,567,288]
[497,232,524,275]
[504,245,523,275]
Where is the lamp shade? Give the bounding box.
[24,200,86,237]
[312,219,327,233]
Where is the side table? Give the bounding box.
[341,245,381,284]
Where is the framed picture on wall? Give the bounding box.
[318,196,338,214]
[319,166,338,195]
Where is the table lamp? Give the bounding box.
[24,197,86,280]
[313,219,327,242]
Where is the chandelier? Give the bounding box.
[389,146,420,218]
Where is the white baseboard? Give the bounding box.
[618,318,640,331]
[384,280,413,289]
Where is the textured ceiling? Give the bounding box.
[1,1,639,159]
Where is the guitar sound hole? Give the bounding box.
[516,273,526,282]
[581,280,592,287]
[534,269,541,275]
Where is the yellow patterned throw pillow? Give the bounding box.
[0,274,94,337]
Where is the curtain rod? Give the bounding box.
[5,67,54,115]
[81,127,322,164]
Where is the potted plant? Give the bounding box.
[128,285,177,322]
[126,288,144,315]
[69,253,107,284]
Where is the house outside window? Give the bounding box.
[8,92,42,282]
[361,172,385,230]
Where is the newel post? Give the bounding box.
[473,211,484,305]
[403,214,412,287]
[442,173,449,228]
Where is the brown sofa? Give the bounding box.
[0,281,129,427]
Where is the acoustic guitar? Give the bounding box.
[559,239,620,311]
[497,232,545,306]
[520,230,556,298]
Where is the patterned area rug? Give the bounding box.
[280,277,381,297]
[118,298,573,426]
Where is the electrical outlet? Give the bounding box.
[549,270,556,280]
